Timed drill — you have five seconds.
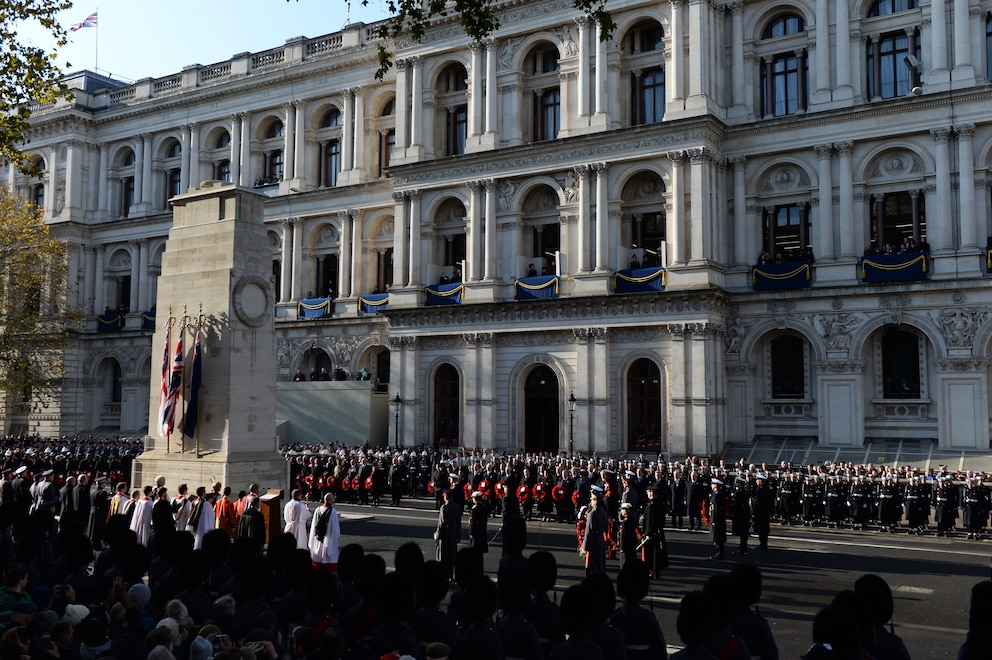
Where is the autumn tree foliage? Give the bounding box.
[0,191,79,411]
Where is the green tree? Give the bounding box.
[0,0,74,174]
[0,191,79,413]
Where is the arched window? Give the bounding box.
[434,364,460,448]
[771,335,805,398]
[866,29,920,99]
[626,358,662,451]
[216,131,231,149]
[166,141,181,158]
[868,0,918,18]
[759,14,808,116]
[266,120,285,139]
[321,108,342,127]
[524,44,560,141]
[437,64,468,156]
[881,329,920,398]
[316,106,344,187]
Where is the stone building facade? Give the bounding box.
[6,0,992,456]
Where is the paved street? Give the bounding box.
[331,496,990,660]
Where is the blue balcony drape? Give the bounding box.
[613,267,667,293]
[514,275,559,300]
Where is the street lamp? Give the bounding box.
[392,394,402,449]
[568,392,577,457]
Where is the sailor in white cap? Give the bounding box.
[581,485,609,576]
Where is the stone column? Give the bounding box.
[128,239,141,312]
[229,114,241,186]
[931,127,952,253]
[730,2,745,108]
[469,41,483,139]
[687,0,707,99]
[814,0,830,97]
[97,143,109,217]
[410,57,423,151]
[294,100,306,182]
[667,150,686,264]
[338,211,352,298]
[186,125,199,191]
[576,16,590,117]
[931,0,948,75]
[340,90,354,172]
[815,144,834,260]
[239,112,251,186]
[957,123,977,249]
[485,39,498,137]
[138,239,150,311]
[180,126,191,192]
[595,21,608,116]
[732,156,747,266]
[483,180,497,280]
[953,0,973,79]
[65,139,82,215]
[350,209,364,295]
[835,0,851,91]
[745,204,760,266]
[283,102,296,181]
[395,59,409,150]
[279,220,293,303]
[93,244,106,314]
[352,87,366,176]
[594,163,609,272]
[575,165,590,272]
[133,137,144,211]
[392,191,407,289]
[669,0,684,103]
[408,191,422,286]
[84,246,96,315]
[291,217,305,300]
[141,133,152,210]
[467,181,483,281]
[688,149,708,263]
[837,142,855,258]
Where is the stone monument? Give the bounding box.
[133,182,287,492]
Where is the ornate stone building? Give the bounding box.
[7,0,992,457]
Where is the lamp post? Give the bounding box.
[568,392,577,457]
[392,394,402,449]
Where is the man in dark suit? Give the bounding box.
[708,479,728,560]
[434,490,461,580]
[237,495,267,556]
[688,469,707,531]
[581,486,609,576]
[671,469,688,528]
[641,484,669,579]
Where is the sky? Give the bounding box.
[17,0,393,83]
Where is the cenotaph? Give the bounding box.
[133,182,287,492]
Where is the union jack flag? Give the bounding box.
[157,329,170,436]
[162,330,185,437]
[69,11,98,33]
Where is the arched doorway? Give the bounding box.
[626,358,661,452]
[524,365,559,454]
[434,364,460,448]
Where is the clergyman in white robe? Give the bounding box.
[307,492,340,571]
[284,489,312,549]
[129,490,154,547]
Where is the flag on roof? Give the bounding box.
[69,11,98,32]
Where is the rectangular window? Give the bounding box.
[121,177,135,218]
[447,105,467,156]
[633,68,665,125]
[325,140,340,187]
[167,169,181,200]
[379,130,395,177]
[535,89,560,141]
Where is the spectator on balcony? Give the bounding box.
[439,271,450,285]
[293,370,306,382]
[319,368,331,381]
[526,264,537,278]
[630,255,641,270]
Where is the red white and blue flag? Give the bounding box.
[157,328,170,436]
[69,10,98,32]
[162,330,185,437]
[182,328,202,439]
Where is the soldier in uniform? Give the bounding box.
[580,486,609,576]
[775,473,793,524]
[468,491,489,553]
[825,475,848,529]
[731,476,752,555]
[752,474,773,550]
[877,474,902,533]
[904,475,927,535]
[640,484,668,579]
[708,478,728,560]
[934,475,959,537]
[670,468,688,529]
[963,477,989,540]
[849,475,871,531]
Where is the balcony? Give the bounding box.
[612,266,666,293]
[297,297,334,318]
[514,275,559,300]
[751,261,813,291]
[859,252,928,284]
[358,293,389,314]
[424,282,464,306]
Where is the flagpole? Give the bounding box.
[195,304,203,458]
[94,6,98,71]
[179,306,189,454]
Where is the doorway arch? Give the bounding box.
[523,365,560,454]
